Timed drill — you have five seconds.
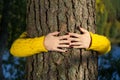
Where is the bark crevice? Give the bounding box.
[26,0,98,80]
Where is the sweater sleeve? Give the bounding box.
[10,32,48,57]
[87,32,111,55]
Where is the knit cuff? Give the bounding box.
[38,36,48,52]
[87,32,111,54]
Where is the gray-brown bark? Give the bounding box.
[26,0,98,80]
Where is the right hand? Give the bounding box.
[44,32,70,52]
[69,27,91,49]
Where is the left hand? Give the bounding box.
[69,27,91,49]
[44,31,70,52]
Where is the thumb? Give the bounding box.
[79,27,88,33]
[50,31,60,36]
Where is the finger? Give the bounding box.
[55,48,66,52]
[70,42,82,46]
[59,35,69,40]
[59,40,70,44]
[50,31,60,36]
[69,33,80,38]
[69,37,80,42]
[58,44,70,48]
[72,45,84,49]
[79,27,88,33]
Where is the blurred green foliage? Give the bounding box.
[96,0,120,45]
[0,0,120,80]
[97,1,120,80]
[0,0,3,21]
[0,0,26,48]
[7,0,26,47]
[1,0,120,46]
[0,0,26,80]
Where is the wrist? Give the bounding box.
[43,36,49,52]
[87,32,92,49]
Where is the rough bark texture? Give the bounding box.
[26,0,98,80]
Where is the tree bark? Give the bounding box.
[26,0,98,80]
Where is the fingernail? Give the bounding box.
[65,32,69,35]
[71,41,76,43]
[77,26,80,29]
[65,51,68,53]
[69,45,73,48]
[65,43,69,45]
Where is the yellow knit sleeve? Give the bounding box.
[10,32,48,57]
[87,32,111,55]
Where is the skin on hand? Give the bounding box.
[69,27,91,49]
[44,31,70,52]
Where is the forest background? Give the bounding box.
[0,0,120,80]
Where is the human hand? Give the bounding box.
[69,27,91,49]
[44,32,70,52]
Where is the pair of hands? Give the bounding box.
[44,27,91,53]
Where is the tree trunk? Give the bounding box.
[26,0,98,80]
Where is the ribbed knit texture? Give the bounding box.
[10,32,48,57]
[10,32,111,57]
[87,32,111,55]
